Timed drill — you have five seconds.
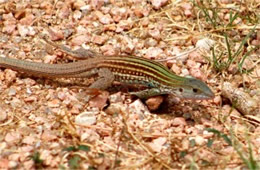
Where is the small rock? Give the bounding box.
[181,68,189,76]
[24,96,37,102]
[0,159,9,169]
[2,13,16,34]
[251,40,260,46]
[105,103,125,115]
[90,0,104,9]
[71,35,91,46]
[0,108,7,122]
[134,5,150,17]
[222,82,259,116]
[181,2,192,10]
[99,14,113,25]
[203,130,214,139]
[58,5,70,18]
[172,117,187,126]
[75,111,98,125]
[8,153,19,162]
[73,0,86,9]
[196,38,215,51]
[184,9,192,17]
[182,139,189,150]
[150,0,168,9]
[80,5,91,11]
[47,99,60,108]
[145,47,164,59]
[89,91,109,109]
[43,54,57,63]
[8,87,16,96]
[145,96,164,111]
[188,51,206,63]
[103,24,116,31]
[41,130,57,141]
[129,99,150,117]
[213,95,221,105]
[73,10,82,20]
[14,10,26,19]
[100,44,116,56]
[17,24,29,37]
[195,135,206,146]
[19,13,35,25]
[189,68,207,81]
[109,92,123,103]
[120,36,135,53]
[201,118,213,127]
[40,1,53,13]
[8,161,18,169]
[91,35,108,45]
[186,59,200,69]
[116,19,133,32]
[148,28,160,40]
[220,146,234,155]
[170,64,181,74]
[49,28,64,41]
[110,7,128,22]
[3,24,16,34]
[5,131,21,144]
[70,106,80,114]
[144,38,158,47]
[22,136,35,145]
[149,137,167,152]
[57,91,67,100]
[253,137,260,147]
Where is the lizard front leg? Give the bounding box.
[130,88,164,99]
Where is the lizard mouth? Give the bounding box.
[178,91,215,100]
[189,93,215,100]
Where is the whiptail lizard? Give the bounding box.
[0,45,214,100]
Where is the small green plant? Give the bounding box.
[194,0,240,29]
[211,27,257,73]
[30,151,44,169]
[205,128,232,146]
[206,127,260,169]
[194,0,258,74]
[63,144,91,169]
[63,144,90,152]
[230,129,260,170]
[68,155,81,169]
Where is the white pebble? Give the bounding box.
[75,111,98,125]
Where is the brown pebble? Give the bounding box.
[172,117,187,126]
[145,96,164,111]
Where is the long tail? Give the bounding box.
[0,57,94,78]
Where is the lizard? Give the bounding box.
[0,41,214,100]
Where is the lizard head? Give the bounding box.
[179,77,214,100]
[166,77,215,100]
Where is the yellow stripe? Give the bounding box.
[98,61,182,87]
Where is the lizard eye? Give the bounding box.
[179,88,183,92]
[193,88,198,93]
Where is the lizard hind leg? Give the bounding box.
[81,68,114,102]
[43,37,97,60]
[89,68,115,90]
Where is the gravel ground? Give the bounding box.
[0,0,259,169]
